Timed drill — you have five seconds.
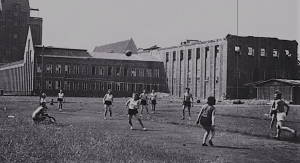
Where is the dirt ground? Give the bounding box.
[1,96,300,163]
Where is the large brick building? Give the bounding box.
[148,35,298,100]
[0,0,42,64]
[0,28,168,97]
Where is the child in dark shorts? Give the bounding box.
[269,90,279,129]
[196,96,216,146]
[139,90,149,117]
[126,93,146,131]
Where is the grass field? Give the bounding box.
[1,96,300,163]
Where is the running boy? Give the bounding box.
[40,93,47,105]
[269,90,280,129]
[125,93,147,131]
[149,90,157,113]
[103,89,113,120]
[139,90,149,117]
[272,92,297,140]
[196,96,216,146]
[32,102,48,123]
[57,89,64,111]
[182,88,193,120]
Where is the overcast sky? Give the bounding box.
[29,0,299,54]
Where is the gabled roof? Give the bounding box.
[93,38,138,54]
[245,79,300,87]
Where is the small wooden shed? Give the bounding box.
[245,79,300,104]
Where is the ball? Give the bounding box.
[125,50,132,57]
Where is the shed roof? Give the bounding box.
[245,79,300,87]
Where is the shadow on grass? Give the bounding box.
[213,145,251,150]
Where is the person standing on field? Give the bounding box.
[149,90,157,113]
[139,90,149,117]
[103,89,113,120]
[182,88,193,120]
[57,89,64,111]
[125,93,147,131]
[272,92,297,140]
[40,93,47,106]
[196,96,216,146]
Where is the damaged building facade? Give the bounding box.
[148,35,298,100]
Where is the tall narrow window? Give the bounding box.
[46,80,52,90]
[74,65,80,74]
[116,67,121,76]
[73,81,79,90]
[154,69,159,77]
[180,50,183,60]
[55,64,61,74]
[46,64,52,73]
[108,67,113,76]
[173,51,176,61]
[91,82,96,90]
[65,65,70,74]
[99,66,104,75]
[248,47,254,56]
[131,68,136,76]
[235,46,241,55]
[285,50,291,58]
[188,49,192,60]
[107,82,112,90]
[166,52,169,62]
[92,66,96,75]
[124,68,128,76]
[82,82,88,90]
[260,48,266,57]
[115,83,121,91]
[64,81,70,90]
[37,64,42,73]
[36,80,41,89]
[82,65,88,74]
[273,49,278,57]
[55,81,61,90]
[139,68,144,77]
[99,81,104,91]
[124,83,129,91]
[146,69,152,77]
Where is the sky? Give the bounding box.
[29,0,299,54]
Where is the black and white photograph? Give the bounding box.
[0,0,299,162]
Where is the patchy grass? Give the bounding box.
[1,96,300,162]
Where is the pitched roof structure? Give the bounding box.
[35,45,91,58]
[245,79,300,87]
[93,38,138,54]
[89,52,161,62]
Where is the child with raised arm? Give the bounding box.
[272,92,297,140]
[196,96,216,146]
[126,93,147,131]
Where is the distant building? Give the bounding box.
[149,34,298,100]
[93,38,138,54]
[0,29,167,97]
[0,0,43,63]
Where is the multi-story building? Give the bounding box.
[0,28,167,97]
[149,34,298,100]
[0,0,42,64]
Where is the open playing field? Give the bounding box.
[1,96,300,163]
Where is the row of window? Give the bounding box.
[235,46,292,58]
[233,69,290,80]
[36,80,160,92]
[165,45,292,62]
[37,64,160,77]
[165,46,220,62]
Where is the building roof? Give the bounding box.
[245,79,300,87]
[0,60,23,69]
[93,38,138,54]
[35,45,91,57]
[89,52,161,62]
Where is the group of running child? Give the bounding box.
[32,87,297,146]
